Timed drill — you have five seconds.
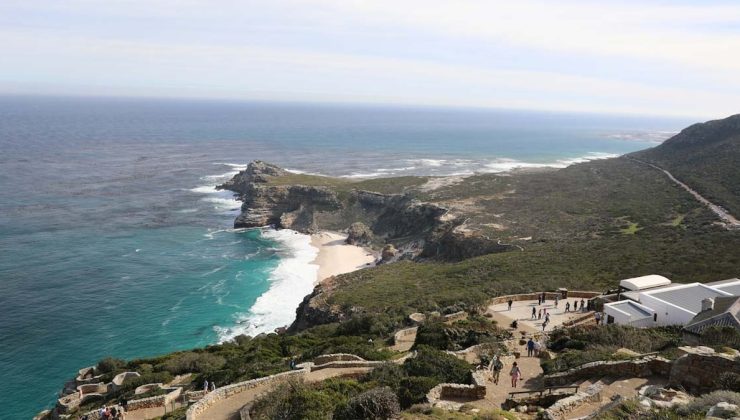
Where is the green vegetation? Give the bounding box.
[266,172,428,195]
[619,222,642,235]
[633,114,740,216]
[597,391,740,420]
[414,315,510,351]
[249,346,472,419]
[401,405,518,419]
[542,325,683,374]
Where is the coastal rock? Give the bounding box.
[707,402,740,419]
[380,244,398,263]
[346,222,373,245]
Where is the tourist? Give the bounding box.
[545,312,550,324]
[508,299,513,310]
[542,292,546,303]
[203,379,209,392]
[110,407,118,419]
[554,295,559,308]
[542,320,547,331]
[531,306,536,319]
[510,362,522,387]
[565,302,570,312]
[533,340,542,357]
[574,300,579,311]
[490,355,503,385]
[538,309,542,320]
[594,312,601,325]
[581,299,586,311]
[538,295,542,305]
[526,338,535,357]
[210,381,216,392]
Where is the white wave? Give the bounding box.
[341,171,385,179]
[377,166,417,172]
[481,152,618,173]
[604,131,677,143]
[406,158,447,167]
[284,168,325,176]
[190,185,218,194]
[203,196,241,212]
[215,229,319,342]
[203,171,240,180]
[216,162,249,170]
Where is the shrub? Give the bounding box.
[333,387,400,420]
[397,376,439,409]
[361,363,407,390]
[678,390,740,416]
[403,345,472,384]
[717,372,740,392]
[414,321,451,350]
[250,381,336,420]
[118,372,173,394]
[97,357,126,373]
[158,352,226,375]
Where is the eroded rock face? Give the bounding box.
[346,222,373,245]
[380,244,398,262]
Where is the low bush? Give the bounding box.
[717,372,740,392]
[97,357,126,373]
[334,387,400,420]
[403,346,472,384]
[678,390,740,416]
[397,376,439,409]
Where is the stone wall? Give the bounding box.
[668,346,740,393]
[542,383,603,420]
[443,311,468,323]
[394,326,418,343]
[312,353,365,365]
[186,369,308,420]
[426,370,487,406]
[543,356,671,386]
[309,360,386,372]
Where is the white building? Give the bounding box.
[604,276,740,327]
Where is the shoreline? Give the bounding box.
[310,231,376,284]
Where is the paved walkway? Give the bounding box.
[196,367,373,420]
[473,353,546,409]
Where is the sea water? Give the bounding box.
[0,96,691,417]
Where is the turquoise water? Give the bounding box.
[0,96,691,418]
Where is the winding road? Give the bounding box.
[629,157,740,229]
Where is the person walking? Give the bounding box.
[531,306,537,319]
[538,309,542,320]
[526,338,535,357]
[533,340,541,357]
[490,356,503,385]
[203,379,209,392]
[545,312,550,324]
[508,299,513,311]
[538,295,542,305]
[594,311,601,325]
[565,302,571,313]
[554,295,559,308]
[210,381,216,392]
[574,300,579,311]
[510,362,522,387]
[581,299,586,312]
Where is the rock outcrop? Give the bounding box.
[218,161,341,231]
[346,222,373,245]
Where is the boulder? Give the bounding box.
[707,402,740,419]
[346,222,373,246]
[380,244,398,263]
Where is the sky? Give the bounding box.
[0,0,738,118]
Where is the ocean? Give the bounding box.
[0,96,690,418]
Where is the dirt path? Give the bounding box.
[629,158,740,229]
[195,367,373,420]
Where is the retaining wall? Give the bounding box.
[443,311,468,323]
[426,370,487,405]
[543,356,671,386]
[394,326,418,342]
[668,347,740,393]
[312,353,365,365]
[310,360,386,372]
[186,369,308,420]
[543,383,603,419]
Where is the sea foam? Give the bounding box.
[215,229,319,342]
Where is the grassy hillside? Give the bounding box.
[633,114,740,216]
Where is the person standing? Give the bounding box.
[510,362,522,387]
[531,307,536,319]
[526,338,535,357]
[508,299,513,311]
[203,380,209,392]
[581,299,586,312]
[545,312,550,324]
[538,295,542,305]
[210,381,216,392]
[538,309,542,320]
[565,302,570,313]
[554,295,559,308]
[594,312,601,325]
[490,356,503,385]
[574,300,579,311]
[533,340,541,357]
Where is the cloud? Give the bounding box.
[0,0,738,117]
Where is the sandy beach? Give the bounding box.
[311,231,376,283]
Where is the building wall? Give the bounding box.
[639,294,696,326]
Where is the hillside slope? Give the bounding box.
[632,114,740,216]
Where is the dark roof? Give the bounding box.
[684,296,740,334]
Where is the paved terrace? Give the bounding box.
[486,297,594,333]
